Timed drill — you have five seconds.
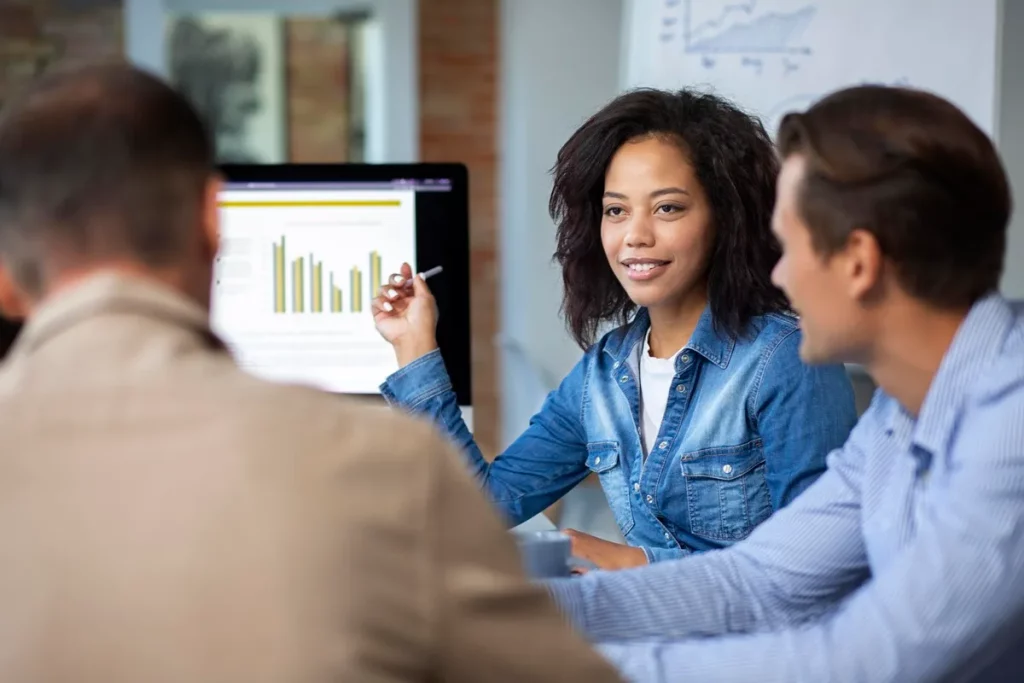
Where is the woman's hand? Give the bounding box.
[564,529,648,571]
[372,262,440,367]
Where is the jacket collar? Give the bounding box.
[10,272,217,359]
[604,305,736,369]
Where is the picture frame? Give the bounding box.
[166,12,287,163]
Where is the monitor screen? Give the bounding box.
[212,164,471,405]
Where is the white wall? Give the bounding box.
[998,0,1024,298]
[498,0,624,448]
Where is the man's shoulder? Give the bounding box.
[948,316,1024,468]
[210,371,450,470]
[971,303,1024,401]
[254,378,440,436]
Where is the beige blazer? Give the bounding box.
[0,274,621,683]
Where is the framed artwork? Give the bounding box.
[166,13,287,163]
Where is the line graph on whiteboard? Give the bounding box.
[686,1,815,54]
[660,0,817,74]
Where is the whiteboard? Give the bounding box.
[622,0,999,136]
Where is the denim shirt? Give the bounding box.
[381,307,858,562]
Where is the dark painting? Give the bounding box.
[167,15,286,164]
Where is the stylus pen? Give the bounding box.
[400,265,443,287]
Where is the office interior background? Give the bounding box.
[1,0,1022,537]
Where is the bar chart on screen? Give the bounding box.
[210,189,417,394]
[269,237,387,315]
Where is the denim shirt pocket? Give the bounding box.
[586,441,635,536]
[680,440,772,542]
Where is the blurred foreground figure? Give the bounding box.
[546,85,1024,683]
[0,63,621,683]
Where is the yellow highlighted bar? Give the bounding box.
[273,237,286,313]
[292,257,305,313]
[311,258,323,313]
[219,200,401,208]
[350,267,363,313]
[331,272,342,313]
[370,250,383,298]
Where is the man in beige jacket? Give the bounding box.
[0,63,621,683]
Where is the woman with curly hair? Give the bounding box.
[374,88,858,570]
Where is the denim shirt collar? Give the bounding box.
[603,305,736,370]
[885,293,1016,459]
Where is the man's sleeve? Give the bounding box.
[574,387,1024,683]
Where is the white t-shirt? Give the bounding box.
[639,330,684,457]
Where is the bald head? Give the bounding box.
[0,62,217,303]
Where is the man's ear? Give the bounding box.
[0,262,29,320]
[843,228,884,302]
[200,174,223,259]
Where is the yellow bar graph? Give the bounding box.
[292,257,305,313]
[350,267,363,313]
[370,250,383,298]
[273,237,286,313]
[311,257,323,313]
[270,241,388,315]
[331,273,343,313]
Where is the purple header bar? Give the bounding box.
[223,179,453,192]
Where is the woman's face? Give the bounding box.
[600,136,714,313]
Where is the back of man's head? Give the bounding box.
[0,62,216,309]
[777,85,1010,309]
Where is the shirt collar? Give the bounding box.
[605,305,736,369]
[686,305,736,369]
[895,293,1017,457]
[10,272,214,359]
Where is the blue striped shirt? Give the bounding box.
[546,294,1024,682]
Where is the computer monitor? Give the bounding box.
[211,163,471,406]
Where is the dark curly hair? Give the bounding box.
[550,88,788,349]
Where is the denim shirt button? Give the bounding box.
[681,354,690,363]
[676,384,686,393]
[620,375,628,383]
[659,441,668,450]
[633,482,641,492]
[646,494,654,505]
[594,457,601,465]
[664,532,671,540]
[722,464,733,474]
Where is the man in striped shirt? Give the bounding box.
[546,85,1024,682]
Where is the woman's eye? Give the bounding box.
[604,206,624,217]
[657,204,683,214]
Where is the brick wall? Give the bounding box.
[284,19,351,162]
[0,0,123,107]
[419,0,500,457]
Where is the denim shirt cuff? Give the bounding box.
[379,348,452,409]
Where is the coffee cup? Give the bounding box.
[513,530,572,579]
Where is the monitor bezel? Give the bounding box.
[217,163,472,406]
